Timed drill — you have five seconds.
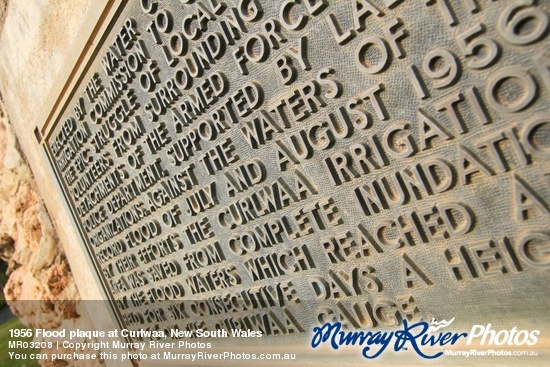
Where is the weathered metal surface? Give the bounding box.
[42,0,549,356]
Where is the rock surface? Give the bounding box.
[0,0,117,365]
[0,102,103,366]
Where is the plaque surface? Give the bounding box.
[41,0,549,364]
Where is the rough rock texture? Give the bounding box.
[0,1,7,33]
[0,0,116,365]
[0,102,104,366]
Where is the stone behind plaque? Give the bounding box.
[0,0,549,366]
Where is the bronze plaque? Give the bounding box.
[42,0,549,364]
